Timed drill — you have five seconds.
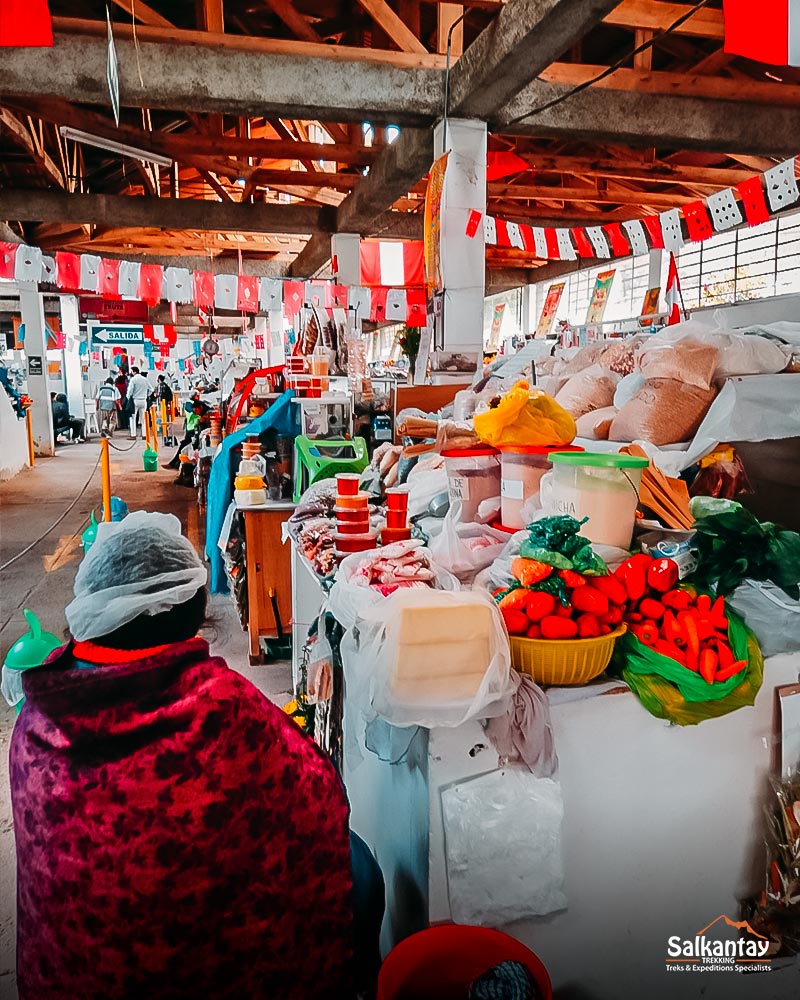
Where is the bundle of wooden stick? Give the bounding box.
[621,444,693,529]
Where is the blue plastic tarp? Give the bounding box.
[205,390,298,593]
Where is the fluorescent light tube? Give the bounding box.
[59,127,172,168]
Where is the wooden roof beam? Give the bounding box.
[2,30,444,124]
[539,63,800,108]
[447,0,625,118]
[496,81,800,155]
[262,0,324,43]
[49,17,447,69]
[0,109,65,188]
[110,0,174,29]
[604,0,724,40]
[356,0,429,54]
[0,190,333,236]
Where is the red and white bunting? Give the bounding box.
[360,240,424,287]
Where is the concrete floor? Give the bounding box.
[0,437,292,999]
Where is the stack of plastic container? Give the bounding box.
[334,473,377,556]
[381,487,411,544]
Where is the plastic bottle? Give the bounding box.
[1,610,61,713]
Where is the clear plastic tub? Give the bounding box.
[498,446,583,530]
[234,488,267,507]
[440,447,500,523]
[544,452,649,549]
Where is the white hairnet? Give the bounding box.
[65,511,207,642]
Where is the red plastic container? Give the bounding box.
[385,487,409,512]
[377,925,552,1000]
[334,530,377,553]
[336,518,371,535]
[336,473,361,496]
[380,526,412,544]
[335,492,370,511]
[334,504,370,522]
[385,509,407,529]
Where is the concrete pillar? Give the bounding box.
[19,282,54,456]
[521,283,532,337]
[648,248,664,294]
[331,233,360,286]
[60,295,84,419]
[433,117,487,360]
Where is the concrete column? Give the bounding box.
[19,282,54,456]
[60,295,84,419]
[433,117,487,360]
[648,248,664,294]
[521,283,532,337]
[331,233,360,286]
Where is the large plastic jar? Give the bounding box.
[545,451,650,548]
[499,445,583,530]
[440,447,500,523]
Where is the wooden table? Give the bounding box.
[238,500,295,663]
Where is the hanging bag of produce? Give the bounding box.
[613,599,764,726]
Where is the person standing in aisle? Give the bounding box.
[114,369,130,431]
[95,377,120,437]
[127,367,150,441]
[162,391,208,469]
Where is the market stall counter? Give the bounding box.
[237,499,295,663]
[345,655,799,999]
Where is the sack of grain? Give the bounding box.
[636,336,719,390]
[554,364,620,418]
[575,405,617,440]
[608,378,717,446]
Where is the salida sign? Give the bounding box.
[666,914,771,974]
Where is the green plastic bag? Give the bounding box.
[612,605,764,726]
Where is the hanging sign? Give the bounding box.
[79,297,149,322]
[535,283,565,339]
[424,152,448,296]
[88,321,145,346]
[586,270,616,326]
[639,287,661,322]
[487,302,506,352]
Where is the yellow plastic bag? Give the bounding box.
[474,381,577,448]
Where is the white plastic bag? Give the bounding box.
[340,588,514,729]
[327,541,459,630]
[428,514,509,585]
[727,580,800,658]
[442,768,567,925]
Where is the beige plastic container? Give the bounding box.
[440,448,500,523]
[499,446,583,530]
[543,452,649,549]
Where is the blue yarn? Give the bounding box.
[205,390,298,594]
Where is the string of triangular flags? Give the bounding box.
[470,156,800,261]
[0,245,428,327]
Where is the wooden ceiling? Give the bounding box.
[1,1,798,281]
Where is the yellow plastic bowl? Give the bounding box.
[510,624,627,686]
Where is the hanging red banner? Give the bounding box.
[544,229,560,259]
[603,223,631,257]
[98,259,121,299]
[682,200,715,242]
[642,215,665,249]
[736,175,772,225]
[570,229,595,258]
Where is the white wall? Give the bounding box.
[0,390,29,480]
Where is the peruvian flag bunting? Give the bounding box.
[406,288,427,327]
[98,258,121,299]
[486,151,532,182]
[603,223,631,257]
[55,251,81,291]
[682,200,715,242]
[641,215,665,249]
[369,286,389,322]
[237,274,259,313]
[519,224,536,254]
[360,240,424,287]
[465,209,482,238]
[544,229,560,259]
[0,0,53,47]
[723,0,800,67]
[494,218,511,247]
[193,270,214,309]
[736,175,771,226]
[138,263,164,305]
[570,228,595,258]
[665,252,683,326]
